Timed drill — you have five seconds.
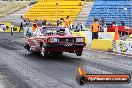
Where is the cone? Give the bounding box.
[114,26,120,40]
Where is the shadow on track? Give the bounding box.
[22,52,83,65]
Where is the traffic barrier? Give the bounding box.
[91,39,113,51]
[112,40,132,55]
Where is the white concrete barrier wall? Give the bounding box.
[84,31,92,44]
[84,31,114,44]
[113,40,132,55]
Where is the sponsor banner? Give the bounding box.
[76,74,130,85]
[0,22,10,32]
[113,40,132,55]
[0,22,20,32]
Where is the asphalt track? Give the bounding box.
[0,33,131,88]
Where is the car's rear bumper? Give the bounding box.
[45,43,85,52]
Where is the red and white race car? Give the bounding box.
[24,26,86,57]
[107,25,132,35]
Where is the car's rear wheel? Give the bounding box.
[76,52,82,56]
[41,46,48,57]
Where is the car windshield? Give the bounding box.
[41,27,71,35]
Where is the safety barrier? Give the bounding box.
[0,22,11,32]
[0,22,20,32]
[112,40,132,55]
[91,39,113,51]
[72,31,114,45]
[99,32,115,40]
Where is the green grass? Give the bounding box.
[0,1,30,18]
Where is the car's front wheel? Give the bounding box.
[41,46,48,57]
[76,52,82,56]
[29,47,34,54]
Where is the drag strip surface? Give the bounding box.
[0,33,131,88]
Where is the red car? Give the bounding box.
[24,26,86,57]
[107,26,132,35]
[125,28,132,34]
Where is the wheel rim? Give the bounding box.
[41,47,45,56]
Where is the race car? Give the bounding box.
[24,26,86,57]
[107,25,132,36]
[126,28,132,34]
[126,34,132,41]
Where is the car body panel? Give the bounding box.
[107,26,132,34]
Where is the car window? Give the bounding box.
[41,27,71,35]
